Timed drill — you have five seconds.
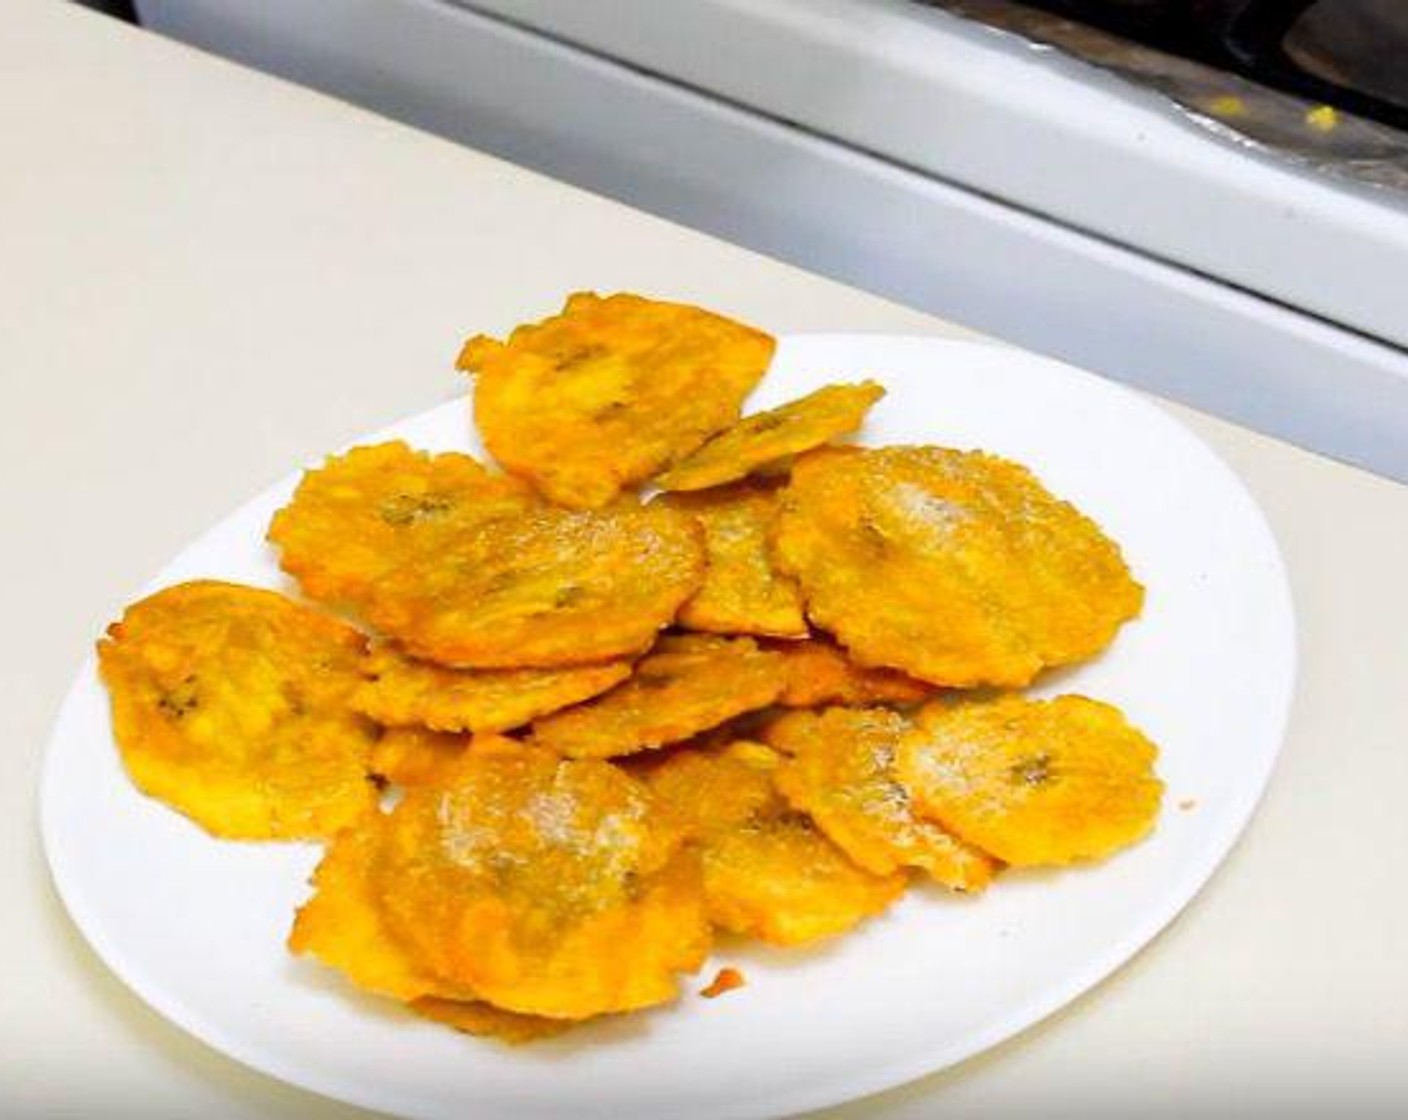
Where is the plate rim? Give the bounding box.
[39,333,1298,1119]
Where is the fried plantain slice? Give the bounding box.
[267,441,535,606]
[377,749,710,1018]
[460,292,774,508]
[410,997,575,1044]
[529,635,786,759]
[353,643,634,734]
[97,580,376,840]
[766,708,998,891]
[764,636,935,708]
[363,503,705,668]
[656,380,885,491]
[289,816,565,1042]
[369,726,472,788]
[288,817,453,1001]
[642,742,904,945]
[656,484,806,638]
[896,694,1163,867]
[772,446,1143,688]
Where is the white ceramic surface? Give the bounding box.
[41,336,1295,1119]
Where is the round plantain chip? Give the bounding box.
[656,483,807,639]
[376,748,711,1019]
[290,814,567,1043]
[97,580,377,840]
[460,291,774,509]
[363,503,705,669]
[529,634,786,759]
[353,642,634,734]
[896,694,1164,867]
[767,707,998,892]
[642,742,905,946]
[656,380,885,491]
[267,441,535,607]
[771,446,1144,688]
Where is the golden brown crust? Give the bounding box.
[376,749,711,1018]
[772,446,1143,687]
[288,819,457,1001]
[363,504,705,668]
[763,636,935,708]
[409,998,575,1044]
[98,580,376,840]
[657,484,807,639]
[896,694,1163,866]
[529,635,786,759]
[643,742,905,945]
[656,380,884,491]
[267,441,535,607]
[766,707,998,891]
[461,292,774,508]
[353,643,634,733]
[368,726,474,789]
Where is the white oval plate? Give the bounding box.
[41,336,1295,1119]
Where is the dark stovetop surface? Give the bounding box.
[927,0,1408,196]
[1018,1,1408,131]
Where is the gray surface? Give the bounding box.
[139,0,1408,482]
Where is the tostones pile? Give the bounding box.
[98,291,1163,1044]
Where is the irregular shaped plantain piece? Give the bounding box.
[767,707,998,891]
[896,694,1163,867]
[642,742,905,945]
[267,441,535,607]
[376,748,711,1019]
[410,997,575,1045]
[460,291,774,508]
[656,483,807,638]
[364,503,705,669]
[529,635,786,759]
[288,817,453,1001]
[369,726,472,789]
[290,816,566,1043]
[97,580,376,840]
[764,635,935,708]
[656,380,884,491]
[353,643,634,733]
[772,446,1143,687]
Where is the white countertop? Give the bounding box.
[4,4,1406,1116]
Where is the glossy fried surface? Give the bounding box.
[410,997,574,1044]
[529,635,786,759]
[765,636,935,708]
[368,726,473,789]
[772,446,1143,687]
[767,708,998,891]
[656,380,884,491]
[657,484,806,638]
[377,749,710,1018]
[267,441,534,606]
[460,292,774,508]
[897,694,1163,866]
[97,580,376,839]
[643,742,904,945]
[364,504,705,668]
[353,643,633,733]
[288,818,451,1001]
[290,811,571,1043]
